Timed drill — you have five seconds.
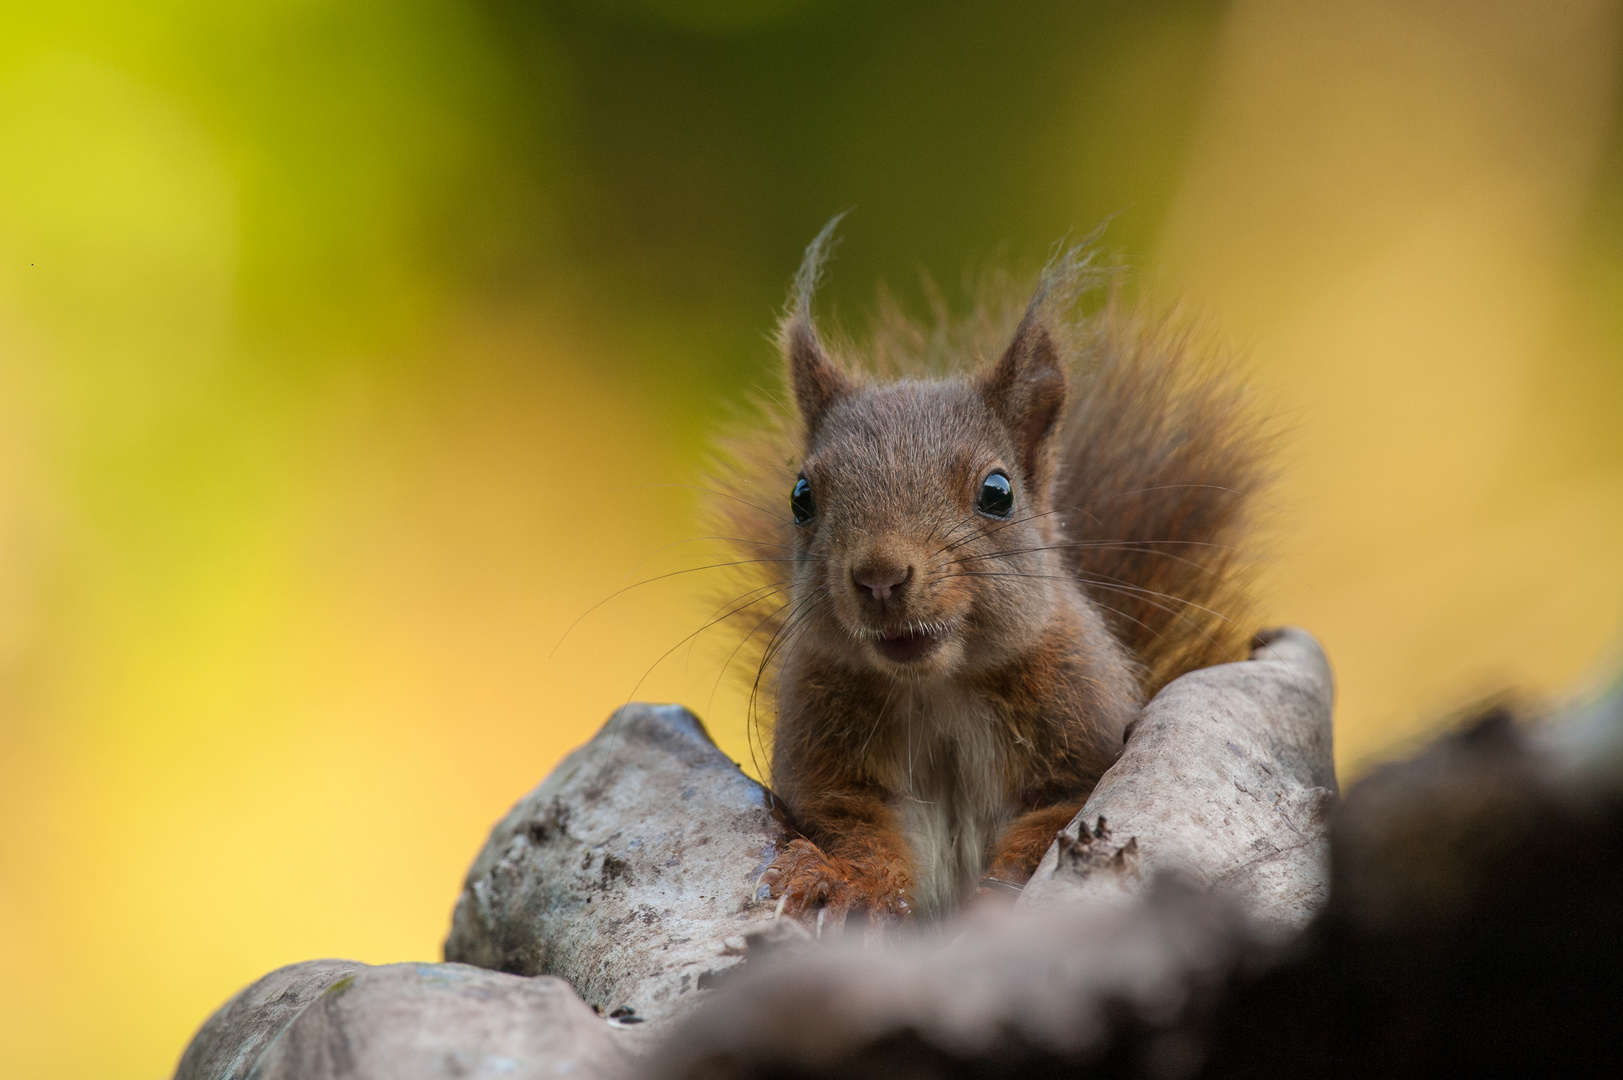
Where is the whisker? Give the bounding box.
[926,507,988,553]
[934,497,1113,555]
[936,504,1066,554]
[548,557,794,659]
[948,569,1234,664]
[706,584,796,718]
[858,672,899,761]
[1069,572,1239,626]
[949,570,1238,627]
[934,484,1254,557]
[699,578,792,625]
[592,578,804,778]
[732,592,805,783]
[624,535,794,578]
[1072,578,1239,658]
[686,578,795,678]
[746,585,830,777]
[618,482,795,527]
[949,538,1262,573]
[1093,483,1245,501]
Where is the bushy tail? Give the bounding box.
[1053,301,1273,695]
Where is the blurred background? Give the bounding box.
[1,0,1619,1075]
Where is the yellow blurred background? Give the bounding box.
[1,1,1619,1075]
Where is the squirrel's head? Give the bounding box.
[779,251,1075,680]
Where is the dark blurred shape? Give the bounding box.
[647,878,1256,1080]
[647,685,1623,1079]
[1208,694,1623,1078]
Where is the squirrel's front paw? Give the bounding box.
[758,838,910,923]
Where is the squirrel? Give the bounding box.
[707,221,1270,923]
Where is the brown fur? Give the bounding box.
[707,225,1270,922]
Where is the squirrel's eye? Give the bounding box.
[976,471,1013,519]
[791,476,816,525]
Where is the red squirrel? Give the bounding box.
[709,222,1269,922]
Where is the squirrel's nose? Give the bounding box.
[853,563,912,602]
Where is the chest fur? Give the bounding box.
[871,685,1014,917]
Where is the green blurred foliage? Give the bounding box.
[477,0,1226,410]
[3,0,1233,434]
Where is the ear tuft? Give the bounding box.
[981,313,1068,495]
[783,315,851,439]
[979,237,1106,494]
[780,215,853,440]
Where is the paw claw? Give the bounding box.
[758,838,911,925]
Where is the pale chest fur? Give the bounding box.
[869,683,1016,917]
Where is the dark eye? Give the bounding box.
[791,476,816,525]
[976,470,1013,518]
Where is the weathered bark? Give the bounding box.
[443,703,780,1030]
[175,961,628,1080]
[175,960,367,1080]
[1021,627,1337,929]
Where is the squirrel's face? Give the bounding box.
[783,303,1074,680]
[789,380,1072,678]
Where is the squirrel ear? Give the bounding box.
[781,216,854,440]
[981,315,1068,492]
[782,313,852,441]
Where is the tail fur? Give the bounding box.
[1054,300,1272,694]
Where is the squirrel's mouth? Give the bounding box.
[873,625,945,665]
